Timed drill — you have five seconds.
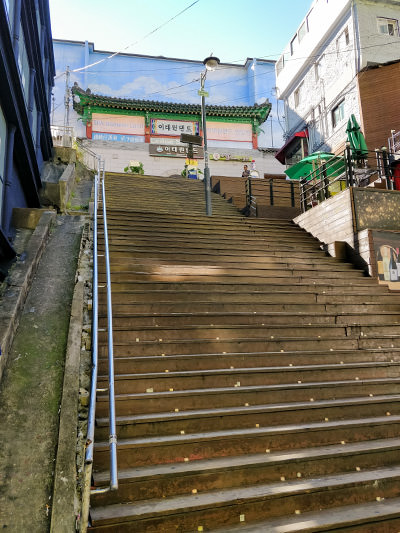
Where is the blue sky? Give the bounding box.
[49,0,312,65]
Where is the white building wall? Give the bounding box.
[276,0,351,99]
[276,0,400,156]
[357,0,400,68]
[280,6,362,153]
[81,140,284,178]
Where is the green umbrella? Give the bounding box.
[284,152,345,181]
[346,114,368,159]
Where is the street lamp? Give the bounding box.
[199,55,220,216]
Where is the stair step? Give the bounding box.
[99,311,400,328]
[99,324,352,342]
[214,497,400,532]
[96,377,400,416]
[92,438,400,506]
[95,394,400,439]
[101,337,363,356]
[97,361,399,394]
[98,323,400,342]
[98,348,400,373]
[94,415,400,468]
[89,467,400,531]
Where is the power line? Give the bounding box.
[71,0,201,74]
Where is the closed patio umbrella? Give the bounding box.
[346,114,368,159]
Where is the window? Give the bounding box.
[298,21,307,42]
[294,82,304,108]
[290,34,298,55]
[0,106,7,220]
[332,100,345,128]
[336,27,350,55]
[36,5,42,43]
[17,25,30,103]
[344,27,350,45]
[32,100,38,145]
[306,8,313,31]
[276,55,284,76]
[377,17,398,36]
[5,0,15,29]
[314,60,321,81]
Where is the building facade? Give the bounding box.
[0,0,55,259]
[275,0,400,165]
[52,40,285,177]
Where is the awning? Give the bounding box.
[275,129,308,164]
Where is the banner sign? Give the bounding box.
[150,118,200,136]
[92,113,145,135]
[210,152,253,162]
[92,132,145,143]
[149,144,204,158]
[206,121,252,142]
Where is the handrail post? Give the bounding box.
[321,163,330,200]
[269,179,274,206]
[300,177,307,212]
[345,144,354,187]
[381,147,392,190]
[290,182,295,207]
[246,177,252,209]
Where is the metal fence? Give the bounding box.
[50,125,74,147]
[299,146,398,212]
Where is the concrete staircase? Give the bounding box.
[89,173,400,532]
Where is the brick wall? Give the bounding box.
[358,62,400,151]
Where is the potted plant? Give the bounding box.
[124,160,144,175]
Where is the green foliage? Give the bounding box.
[124,162,144,175]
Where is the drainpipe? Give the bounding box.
[351,0,361,74]
[2,124,16,234]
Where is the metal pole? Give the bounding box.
[381,147,392,190]
[346,144,354,187]
[201,73,212,216]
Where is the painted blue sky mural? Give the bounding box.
[53,40,282,147]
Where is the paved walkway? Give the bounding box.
[0,215,84,532]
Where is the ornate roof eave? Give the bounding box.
[71,84,271,125]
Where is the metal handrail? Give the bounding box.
[84,159,118,497]
[75,138,102,172]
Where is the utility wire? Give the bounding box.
[71,0,200,73]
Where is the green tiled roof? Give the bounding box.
[72,85,271,125]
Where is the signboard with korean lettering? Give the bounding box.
[92,113,145,136]
[151,119,200,137]
[206,121,252,142]
[149,144,204,158]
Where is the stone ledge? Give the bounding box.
[50,280,84,533]
[0,210,56,380]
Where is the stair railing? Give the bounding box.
[245,177,257,216]
[74,138,101,172]
[81,158,118,530]
[299,147,397,212]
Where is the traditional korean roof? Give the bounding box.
[71,84,271,125]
